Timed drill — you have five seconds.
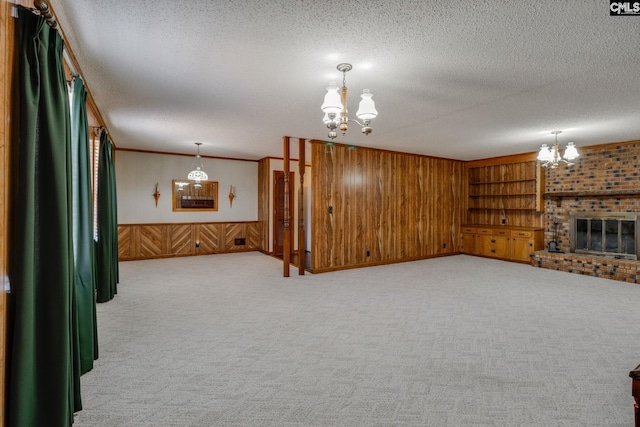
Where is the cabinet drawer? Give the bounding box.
[461,227,477,234]
[513,231,532,238]
[493,229,511,237]
[478,228,493,235]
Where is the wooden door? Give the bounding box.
[273,171,294,258]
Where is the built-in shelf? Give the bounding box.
[466,160,544,223]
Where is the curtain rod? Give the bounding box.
[33,0,56,28]
[32,0,79,77]
[62,49,78,77]
[90,126,106,138]
[31,0,112,142]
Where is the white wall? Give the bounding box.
[116,151,258,224]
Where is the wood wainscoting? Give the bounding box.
[118,221,260,261]
[310,141,464,272]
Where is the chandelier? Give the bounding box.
[321,63,378,140]
[187,142,208,189]
[537,131,579,168]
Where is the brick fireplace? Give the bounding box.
[532,140,640,283]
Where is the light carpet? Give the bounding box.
[73,253,640,426]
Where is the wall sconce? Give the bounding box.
[229,185,235,207]
[153,182,160,207]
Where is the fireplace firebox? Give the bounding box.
[569,212,640,260]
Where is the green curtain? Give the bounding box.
[70,76,99,374]
[96,130,119,303]
[10,7,81,426]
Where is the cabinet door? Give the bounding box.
[493,236,511,258]
[511,237,533,262]
[477,234,493,256]
[460,233,476,254]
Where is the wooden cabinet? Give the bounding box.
[511,230,536,262]
[460,225,543,263]
[463,156,544,262]
[492,229,512,258]
[476,228,493,256]
[460,227,477,254]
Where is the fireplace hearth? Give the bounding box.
[569,212,640,260]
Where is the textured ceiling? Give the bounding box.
[51,0,640,161]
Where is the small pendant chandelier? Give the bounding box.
[537,131,579,168]
[187,142,208,189]
[321,63,378,140]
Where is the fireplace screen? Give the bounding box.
[570,213,639,260]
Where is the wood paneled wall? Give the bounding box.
[118,221,260,261]
[310,142,464,272]
[257,158,270,252]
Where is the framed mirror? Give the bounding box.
[172,180,218,212]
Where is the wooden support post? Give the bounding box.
[283,136,291,277]
[298,138,306,275]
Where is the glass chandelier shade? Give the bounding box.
[356,89,377,121]
[187,142,208,187]
[536,144,553,162]
[175,181,189,193]
[187,167,208,181]
[563,142,579,160]
[321,84,343,116]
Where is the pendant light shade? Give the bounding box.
[321,83,342,116]
[563,142,579,160]
[356,89,377,121]
[536,144,553,162]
